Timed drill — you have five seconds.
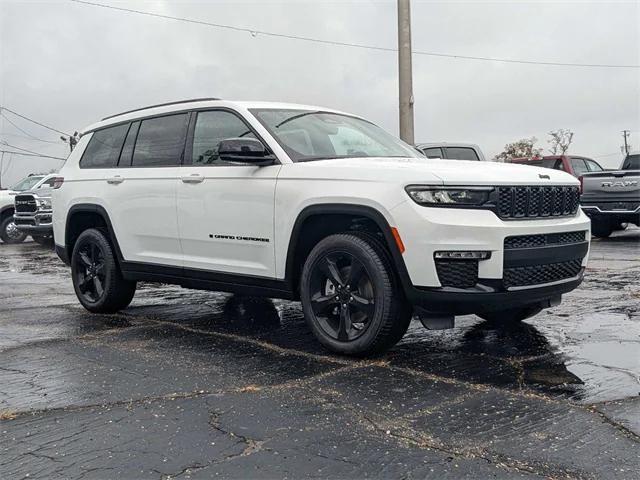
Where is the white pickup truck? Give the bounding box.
[580,152,640,238]
[52,99,591,355]
[0,174,57,244]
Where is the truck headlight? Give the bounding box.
[405,186,493,206]
[37,198,52,209]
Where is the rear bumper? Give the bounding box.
[581,205,640,225]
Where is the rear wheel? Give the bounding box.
[591,218,613,238]
[478,305,542,324]
[0,216,27,244]
[300,233,412,356]
[71,228,136,313]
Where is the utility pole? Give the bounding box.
[397,0,414,144]
[622,130,630,155]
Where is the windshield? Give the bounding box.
[622,154,640,170]
[250,109,423,162]
[10,176,44,191]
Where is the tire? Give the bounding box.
[300,232,412,356]
[32,235,54,247]
[0,216,27,244]
[478,305,543,324]
[591,218,613,238]
[71,228,136,313]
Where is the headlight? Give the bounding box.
[405,186,493,206]
[37,198,52,209]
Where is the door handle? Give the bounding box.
[106,175,124,184]
[181,174,204,184]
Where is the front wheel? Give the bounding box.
[0,216,27,244]
[71,228,136,313]
[300,233,412,356]
[478,305,543,324]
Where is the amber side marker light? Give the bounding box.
[391,227,405,254]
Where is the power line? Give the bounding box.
[0,131,61,144]
[70,0,640,69]
[593,152,623,158]
[0,141,46,156]
[0,112,62,143]
[0,150,67,161]
[0,106,71,136]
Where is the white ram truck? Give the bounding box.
[52,99,591,355]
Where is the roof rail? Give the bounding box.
[101,98,222,121]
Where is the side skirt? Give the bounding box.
[120,261,295,300]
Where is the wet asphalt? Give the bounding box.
[0,229,638,479]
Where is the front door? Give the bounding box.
[177,109,280,277]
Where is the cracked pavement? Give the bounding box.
[1,229,639,479]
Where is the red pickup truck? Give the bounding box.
[509,155,604,177]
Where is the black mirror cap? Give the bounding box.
[218,138,275,165]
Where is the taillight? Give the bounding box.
[52,176,64,189]
[578,176,583,194]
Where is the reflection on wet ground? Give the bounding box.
[1,229,639,479]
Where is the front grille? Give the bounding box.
[435,260,478,288]
[504,230,586,249]
[504,259,582,288]
[14,195,37,213]
[497,186,579,219]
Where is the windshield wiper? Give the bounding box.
[275,110,323,128]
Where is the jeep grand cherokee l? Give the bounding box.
[52,99,591,355]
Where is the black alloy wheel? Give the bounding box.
[74,241,107,303]
[309,251,376,342]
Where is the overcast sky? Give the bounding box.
[1,0,638,186]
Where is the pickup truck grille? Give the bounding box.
[504,231,586,249]
[497,186,580,219]
[504,259,582,288]
[14,195,37,213]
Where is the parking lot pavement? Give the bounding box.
[1,230,639,479]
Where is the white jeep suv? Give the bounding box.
[52,98,590,355]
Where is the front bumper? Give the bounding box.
[14,211,53,234]
[390,200,590,313]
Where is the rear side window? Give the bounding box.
[118,121,140,166]
[446,147,479,161]
[585,159,603,172]
[132,114,189,167]
[423,147,443,158]
[570,158,589,175]
[80,124,129,169]
[191,110,256,166]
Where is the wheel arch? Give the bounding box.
[64,204,124,265]
[284,203,412,298]
[0,205,14,221]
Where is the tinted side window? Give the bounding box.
[446,147,479,161]
[622,154,640,170]
[132,114,189,167]
[423,147,443,158]
[570,158,589,175]
[118,121,140,166]
[585,159,603,172]
[191,111,256,166]
[80,124,129,169]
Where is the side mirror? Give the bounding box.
[218,138,275,165]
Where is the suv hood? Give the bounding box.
[290,157,578,186]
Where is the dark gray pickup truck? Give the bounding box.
[580,152,640,238]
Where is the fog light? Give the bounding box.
[434,251,491,260]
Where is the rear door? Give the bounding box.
[177,109,280,277]
[98,114,188,266]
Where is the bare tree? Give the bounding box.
[547,129,574,155]
[494,137,542,162]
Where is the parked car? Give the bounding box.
[415,142,486,161]
[508,155,604,177]
[0,173,57,244]
[579,152,640,238]
[53,99,590,355]
[13,185,56,246]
